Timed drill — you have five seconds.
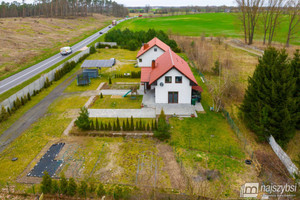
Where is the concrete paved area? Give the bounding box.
[88,108,156,118]
[142,89,204,117]
[100,89,132,96]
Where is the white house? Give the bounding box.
[136,37,170,67]
[139,39,203,105]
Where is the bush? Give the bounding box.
[154,110,170,140]
[60,173,68,195]
[212,59,220,75]
[0,106,9,122]
[41,171,52,194]
[97,183,106,197]
[51,180,59,194]
[75,107,91,130]
[90,46,96,54]
[67,178,77,196]
[78,181,88,197]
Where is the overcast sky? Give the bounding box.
[3,0,237,7]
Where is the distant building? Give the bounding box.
[138,38,202,104]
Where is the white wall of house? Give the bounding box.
[154,68,192,104]
[137,45,165,67]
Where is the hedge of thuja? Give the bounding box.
[115,71,141,78]
[41,172,133,199]
[75,111,157,132]
[0,52,91,124]
[91,117,157,132]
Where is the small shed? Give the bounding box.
[77,73,91,86]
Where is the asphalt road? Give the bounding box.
[0,18,129,95]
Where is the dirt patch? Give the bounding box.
[157,144,187,190]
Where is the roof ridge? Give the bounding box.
[169,49,174,66]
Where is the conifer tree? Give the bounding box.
[126,118,130,131]
[100,122,103,130]
[90,120,94,130]
[67,178,77,196]
[131,116,134,131]
[59,173,68,195]
[122,120,126,131]
[41,171,52,194]
[0,106,9,122]
[241,47,297,146]
[96,118,99,131]
[136,121,139,131]
[116,117,120,131]
[291,50,300,129]
[75,107,91,130]
[78,181,88,197]
[97,183,106,197]
[51,180,59,194]
[108,122,112,131]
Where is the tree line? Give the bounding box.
[236,0,299,47]
[0,0,129,18]
[104,28,181,52]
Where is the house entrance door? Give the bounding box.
[168,92,178,103]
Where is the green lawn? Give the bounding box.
[90,95,143,109]
[118,13,300,45]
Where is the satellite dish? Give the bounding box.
[160,82,164,87]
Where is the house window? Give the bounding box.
[154,48,157,52]
[165,76,172,83]
[175,76,182,83]
[139,59,142,62]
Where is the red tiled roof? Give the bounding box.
[149,49,198,85]
[192,86,203,93]
[136,37,170,58]
[141,67,152,82]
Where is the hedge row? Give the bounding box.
[90,117,157,132]
[0,52,91,124]
[41,172,132,199]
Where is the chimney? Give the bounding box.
[152,60,155,69]
[144,43,149,49]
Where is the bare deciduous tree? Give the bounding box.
[236,0,265,45]
[262,0,284,45]
[285,0,300,47]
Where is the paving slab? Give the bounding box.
[88,108,156,118]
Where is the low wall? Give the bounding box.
[269,135,299,176]
[0,48,90,110]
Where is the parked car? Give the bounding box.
[60,46,72,55]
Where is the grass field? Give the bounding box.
[0,14,113,80]
[91,95,143,109]
[118,13,300,45]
